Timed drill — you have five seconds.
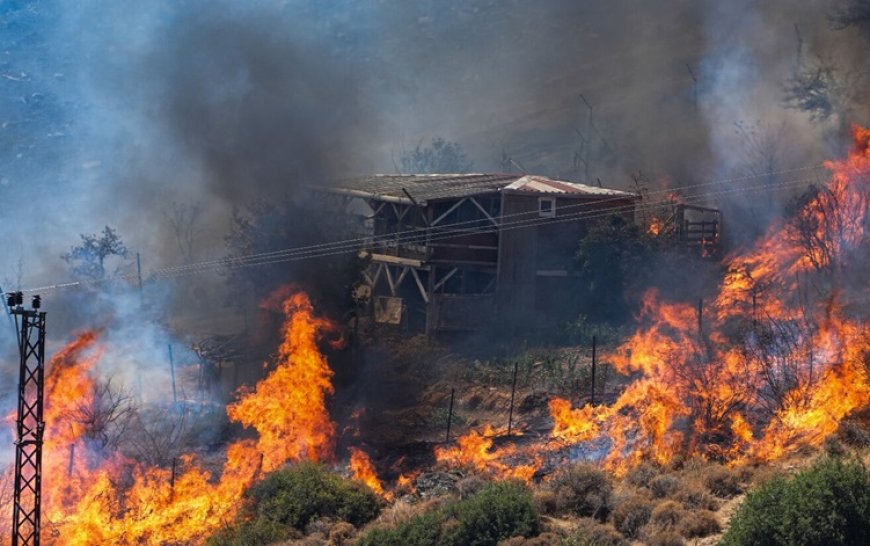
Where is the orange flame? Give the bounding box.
[550,125,870,472]
[434,425,540,481]
[3,289,341,545]
[348,447,388,498]
[227,289,340,470]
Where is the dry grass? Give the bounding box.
[499,532,564,545]
[677,509,721,538]
[562,518,629,546]
[673,483,719,511]
[699,465,743,498]
[625,462,662,488]
[547,463,613,520]
[649,500,685,531]
[645,530,686,546]
[363,498,443,532]
[610,496,653,539]
[649,474,681,499]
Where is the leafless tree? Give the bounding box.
[122,404,222,467]
[163,201,203,263]
[63,378,137,452]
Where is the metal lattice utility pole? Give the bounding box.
[8,291,46,546]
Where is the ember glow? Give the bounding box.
[549,126,870,473]
[2,289,347,545]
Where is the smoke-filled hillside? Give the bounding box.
[0,1,868,545]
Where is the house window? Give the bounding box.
[539,197,556,218]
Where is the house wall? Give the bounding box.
[496,193,637,332]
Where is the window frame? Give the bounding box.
[538,196,556,218]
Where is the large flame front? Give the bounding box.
[549,126,870,474]
[1,289,341,545]
[227,289,340,470]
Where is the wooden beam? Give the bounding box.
[469,196,499,227]
[395,266,410,288]
[370,253,424,268]
[384,265,396,296]
[371,263,384,288]
[432,198,467,226]
[433,267,459,292]
[411,268,429,303]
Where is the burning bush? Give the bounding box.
[721,457,870,546]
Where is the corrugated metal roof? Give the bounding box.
[321,173,637,204]
[504,175,636,197]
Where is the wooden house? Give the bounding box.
[315,174,639,336]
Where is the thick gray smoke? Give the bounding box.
[1,0,866,289]
[0,0,867,434]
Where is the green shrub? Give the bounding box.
[206,518,289,546]
[358,481,539,546]
[356,510,443,546]
[721,458,870,546]
[444,481,540,546]
[248,462,381,529]
[207,463,381,546]
[549,463,613,520]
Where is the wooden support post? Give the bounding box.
[697,298,703,336]
[508,361,519,436]
[590,335,597,405]
[168,344,177,404]
[445,388,455,443]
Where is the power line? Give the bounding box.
[137,164,825,277]
[21,171,820,292]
